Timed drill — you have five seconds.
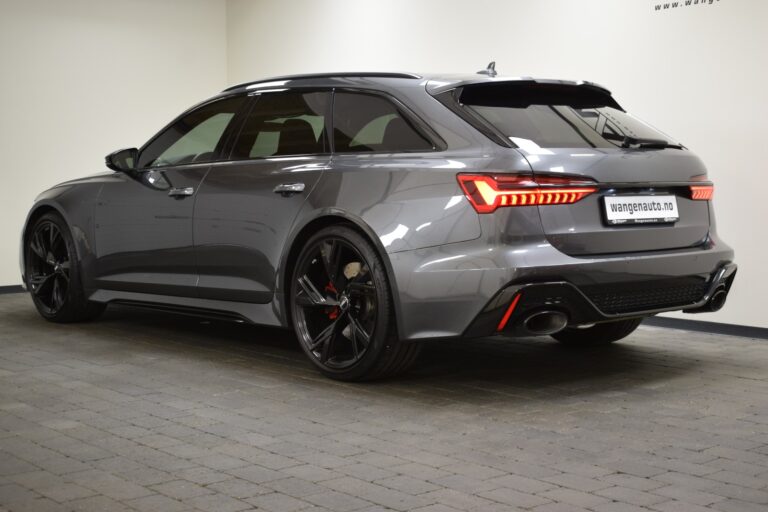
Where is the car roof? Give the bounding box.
[222,72,612,96]
[222,72,423,92]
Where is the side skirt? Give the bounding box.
[87,289,284,327]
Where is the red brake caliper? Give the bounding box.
[324,281,340,320]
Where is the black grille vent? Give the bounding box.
[581,277,709,315]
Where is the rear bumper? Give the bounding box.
[388,233,735,340]
[464,262,737,338]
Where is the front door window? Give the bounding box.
[138,95,247,168]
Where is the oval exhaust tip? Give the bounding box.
[708,288,728,312]
[524,310,568,335]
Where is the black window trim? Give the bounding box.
[330,87,447,155]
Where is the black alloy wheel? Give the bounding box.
[27,219,71,315]
[25,212,105,322]
[291,225,420,381]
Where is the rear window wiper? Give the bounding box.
[620,136,683,150]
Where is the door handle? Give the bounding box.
[168,187,194,198]
[273,183,305,196]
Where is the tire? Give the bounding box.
[551,317,643,346]
[25,212,105,323]
[290,225,420,381]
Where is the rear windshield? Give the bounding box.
[459,82,677,150]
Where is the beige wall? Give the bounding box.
[0,0,227,284]
[227,0,768,329]
[2,0,766,328]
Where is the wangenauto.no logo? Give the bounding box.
[655,0,721,12]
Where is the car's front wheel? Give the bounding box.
[290,225,420,381]
[551,318,643,346]
[25,212,105,323]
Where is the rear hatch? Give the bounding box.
[454,81,711,255]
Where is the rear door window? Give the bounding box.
[333,92,434,153]
[230,91,329,159]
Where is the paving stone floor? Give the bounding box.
[0,292,767,512]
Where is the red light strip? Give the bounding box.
[690,185,714,201]
[496,293,522,332]
[457,174,597,213]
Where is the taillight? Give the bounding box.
[457,173,598,214]
[690,184,714,201]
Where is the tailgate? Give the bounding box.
[526,148,711,255]
[453,80,712,256]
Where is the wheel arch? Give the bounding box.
[278,211,405,339]
[21,202,77,285]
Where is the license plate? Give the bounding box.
[603,195,679,225]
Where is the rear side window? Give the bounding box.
[138,95,247,168]
[231,91,329,159]
[333,92,434,153]
[458,82,678,150]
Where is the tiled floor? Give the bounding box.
[1,293,767,512]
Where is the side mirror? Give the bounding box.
[105,148,138,173]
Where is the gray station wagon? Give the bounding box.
[21,68,736,380]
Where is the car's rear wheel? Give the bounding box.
[551,318,643,346]
[25,212,105,323]
[290,225,420,381]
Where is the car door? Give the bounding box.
[93,95,248,297]
[193,90,331,303]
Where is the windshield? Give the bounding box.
[459,82,679,150]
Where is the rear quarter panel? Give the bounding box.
[313,154,482,253]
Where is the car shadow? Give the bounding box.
[114,305,702,396]
[5,298,706,406]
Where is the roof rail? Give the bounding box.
[223,72,422,92]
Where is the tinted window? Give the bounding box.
[138,95,246,168]
[231,92,329,159]
[472,104,597,149]
[460,82,678,149]
[333,92,434,153]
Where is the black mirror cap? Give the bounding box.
[106,148,138,173]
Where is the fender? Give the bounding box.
[21,200,76,285]
[21,183,103,289]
